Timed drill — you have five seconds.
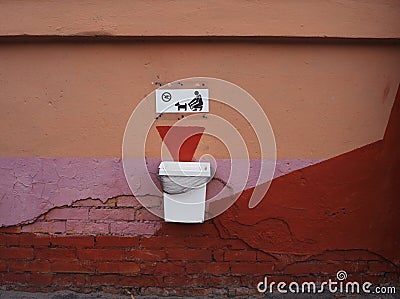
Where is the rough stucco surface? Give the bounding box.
[0,157,322,227]
[216,84,400,261]
[0,158,129,226]
[0,43,399,160]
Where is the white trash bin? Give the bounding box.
[158,161,211,223]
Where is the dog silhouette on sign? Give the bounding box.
[175,102,187,111]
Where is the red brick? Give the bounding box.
[312,250,345,261]
[0,260,7,272]
[362,274,387,284]
[240,274,270,287]
[2,234,19,246]
[91,274,121,286]
[139,262,156,274]
[294,275,320,283]
[159,223,218,237]
[119,275,163,287]
[0,226,21,233]
[224,250,256,261]
[182,237,248,250]
[384,272,400,282]
[163,275,200,287]
[96,236,139,248]
[8,260,51,272]
[35,248,76,260]
[368,261,396,273]
[135,208,162,221]
[155,262,185,274]
[77,249,123,261]
[344,250,378,261]
[116,196,140,207]
[75,273,91,286]
[256,251,276,261]
[230,262,274,275]
[26,273,53,286]
[125,249,166,261]
[205,275,241,287]
[110,221,160,236]
[183,237,221,248]
[66,220,109,234]
[52,273,76,286]
[167,249,212,261]
[51,236,94,248]
[45,208,88,220]
[0,247,34,259]
[21,221,66,234]
[342,261,368,273]
[89,208,135,221]
[140,236,185,248]
[104,198,117,207]
[51,260,95,273]
[283,261,339,275]
[222,239,249,249]
[20,234,51,247]
[213,249,224,261]
[186,262,230,275]
[1,272,29,284]
[0,235,6,246]
[97,261,140,274]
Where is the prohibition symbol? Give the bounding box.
[161,92,172,102]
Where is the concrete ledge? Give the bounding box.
[1,290,400,299]
[0,0,399,39]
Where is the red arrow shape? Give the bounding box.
[156,126,205,162]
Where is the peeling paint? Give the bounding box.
[0,157,323,227]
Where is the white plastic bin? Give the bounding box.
[158,161,211,223]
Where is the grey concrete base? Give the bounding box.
[1,290,400,299]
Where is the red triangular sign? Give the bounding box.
[156,126,205,162]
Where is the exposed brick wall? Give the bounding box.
[17,196,160,236]
[0,195,398,296]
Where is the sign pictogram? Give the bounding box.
[161,92,172,102]
[156,89,209,113]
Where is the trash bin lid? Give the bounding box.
[158,161,211,177]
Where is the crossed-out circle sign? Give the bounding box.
[161,92,172,102]
[122,77,276,221]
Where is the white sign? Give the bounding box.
[156,89,209,113]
